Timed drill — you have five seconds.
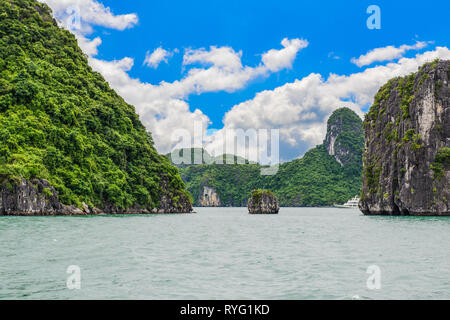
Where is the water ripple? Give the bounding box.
[1,208,449,299]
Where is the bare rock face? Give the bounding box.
[157,192,192,214]
[0,176,193,215]
[248,190,279,214]
[99,176,193,214]
[198,186,221,207]
[0,178,82,216]
[150,176,193,214]
[360,59,449,216]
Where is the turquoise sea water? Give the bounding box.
[1,207,449,300]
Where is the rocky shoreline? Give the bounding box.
[0,178,192,216]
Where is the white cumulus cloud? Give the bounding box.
[144,47,174,69]
[183,46,244,71]
[87,39,308,153]
[351,41,431,67]
[41,0,138,57]
[77,36,102,56]
[218,46,450,159]
[40,0,450,161]
[90,44,449,160]
[262,38,309,72]
[41,0,138,32]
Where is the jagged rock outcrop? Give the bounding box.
[248,190,279,214]
[0,177,192,215]
[0,178,81,215]
[324,107,364,166]
[198,186,221,207]
[157,177,193,213]
[360,59,449,216]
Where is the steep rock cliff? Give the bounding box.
[198,186,221,207]
[360,59,449,216]
[0,178,75,215]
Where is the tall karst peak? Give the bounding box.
[324,107,364,167]
[360,59,449,216]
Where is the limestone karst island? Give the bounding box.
[0,0,448,217]
[360,60,449,216]
[1,0,450,303]
[248,189,280,214]
[0,0,192,215]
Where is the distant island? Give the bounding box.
[169,107,364,207]
[248,189,280,214]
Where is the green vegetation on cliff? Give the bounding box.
[266,144,362,206]
[176,107,364,207]
[360,59,449,215]
[431,147,450,180]
[0,0,191,210]
[324,107,364,173]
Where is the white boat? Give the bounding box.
[334,196,360,208]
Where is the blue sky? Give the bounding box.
[44,0,450,161]
[95,0,449,127]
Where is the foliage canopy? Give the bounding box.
[0,0,190,209]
